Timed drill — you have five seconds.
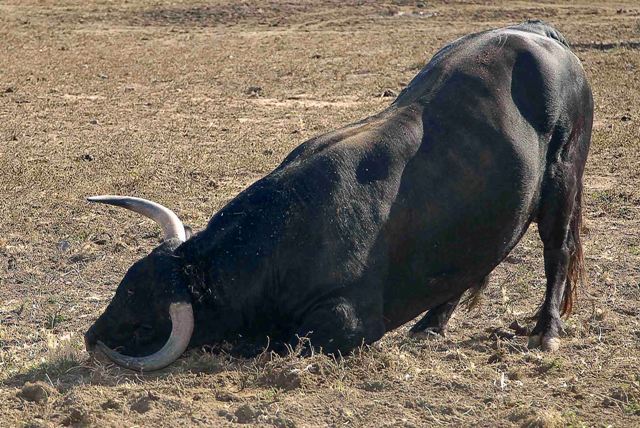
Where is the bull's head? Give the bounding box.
[84,196,194,371]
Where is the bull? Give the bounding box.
[84,20,592,371]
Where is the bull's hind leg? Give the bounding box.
[529,166,584,352]
[409,276,489,338]
[408,296,461,338]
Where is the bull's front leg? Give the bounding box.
[408,276,488,339]
[408,295,462,338]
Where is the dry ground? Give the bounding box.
[1,0,639,426]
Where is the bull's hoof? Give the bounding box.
[408,328,445,340]
[527,334,560,352]
[542,337,560,352]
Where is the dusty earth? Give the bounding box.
[1,0,639,426]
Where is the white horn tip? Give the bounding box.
[87,195,112,202]
[86,195,186,242]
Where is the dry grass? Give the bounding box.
[1,0,639,426]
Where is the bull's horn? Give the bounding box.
[87,195,186,242]
[96,302,194,371]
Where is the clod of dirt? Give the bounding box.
[508,368,524,381]
[245,86,262,97]
[361,379,386,392]
[57,240,71,252]
[215,391,239,402]
[620,114,632,121]
[234,404,263,424]
[509,320,531,336]
[381,89,397,97]
[4,86,15,93]
[403,398,431,410]
[80,154,94,161]
[130,398,152,414]
[62,407,93,427]
[69,252,92,263]
[259,367,302,390]
[100,398,121,411]
[17,382,56,403]
[91,236,108,245]
[270,416,297,428]
[130,392,160,414]
[487,351,507,364]
[89,119,98,125]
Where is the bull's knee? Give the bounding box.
[294,297,383,355]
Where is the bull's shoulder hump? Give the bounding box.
[276,106,418,169]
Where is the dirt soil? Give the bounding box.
[1,1,639,427]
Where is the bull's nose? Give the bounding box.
[84,327,97,353]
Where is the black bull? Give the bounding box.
[84,21,592,370]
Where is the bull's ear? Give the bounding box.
[184,225,193,240]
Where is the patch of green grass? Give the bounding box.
[510,407,565,428]
[11,337,85,386]
[624,402,640,416]
[45,308,66,329]
[563,411,589,428]
[260,387,283,403]
[26,356,82,381]
[536,357,565,375]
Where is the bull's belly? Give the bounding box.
[380,189,537,331]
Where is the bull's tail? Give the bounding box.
[561,182,585,316]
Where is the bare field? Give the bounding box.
[1,1,639,426]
